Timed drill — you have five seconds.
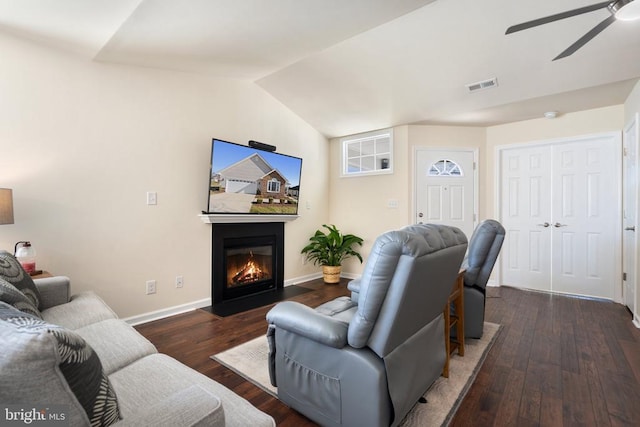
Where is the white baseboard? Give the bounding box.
[287,271,361,283]
[340,272,361,280]
[123,298,211,326]
[285,272,322,285]
[634,315,640,329]
[126,271,365,326]
[486,279,499,287]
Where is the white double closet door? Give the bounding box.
[500,133,621,300]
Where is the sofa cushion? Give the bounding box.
[42,291,118,330]
[113,385,225,427]
[75,319,157,375]
[109,353,275,427]
[0,250,41,309]
[0,277,41,318]
[0,302,121,426]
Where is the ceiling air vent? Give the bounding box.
[466,77,498,93]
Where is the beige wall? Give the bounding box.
[328,124,485,276]
[625,80,640,124]
[485,105,625,219]
[329,108,627,277]
[0,33,330,318]
[2,29,636,317]
[328,126,411,275]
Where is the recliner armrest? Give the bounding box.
[34,276,70,310]
[266,301,348,348]
[347,278,361,293]
[347,278,361,303]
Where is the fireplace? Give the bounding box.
[211,222,284,306]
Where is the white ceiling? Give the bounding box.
[1,0,639,137]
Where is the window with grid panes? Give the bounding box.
[341,129,393,177]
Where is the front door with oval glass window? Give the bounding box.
[415,149,476,239]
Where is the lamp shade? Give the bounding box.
[0,188,14,225]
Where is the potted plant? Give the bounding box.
[301,224,364,284]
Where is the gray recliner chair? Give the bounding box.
[266,224,467,427]
[460,219,505,339]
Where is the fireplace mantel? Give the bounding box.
[199,214,298,224]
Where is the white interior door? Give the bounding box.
[551,138,619,299]
[624,114,639,315]
[415,149,476,239]
[499,133,621,300]
[501,145,552,292]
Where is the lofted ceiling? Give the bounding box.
[1,0,639,137]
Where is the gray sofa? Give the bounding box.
[266,224,468,427]
[0,252,275,427]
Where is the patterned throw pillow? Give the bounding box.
[0,250,41,309]
[0,303,121,426]
[0,276,41,318]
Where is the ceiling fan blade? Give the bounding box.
[506,1,611,34]
[553,14,617,60]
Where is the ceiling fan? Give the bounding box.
[506,0,640,60]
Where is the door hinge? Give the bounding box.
[623,272,627,281]
[473,162,477,170]
[624,147,628,157]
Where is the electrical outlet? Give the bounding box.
[301,255,308,265]
[146,280,156,295]
[146,192,157,205]
[175,275,184,288]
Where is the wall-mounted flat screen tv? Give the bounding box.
[206,139,303,215]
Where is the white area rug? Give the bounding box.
[212,322,501,427]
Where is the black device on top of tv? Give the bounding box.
[248,140,277,152]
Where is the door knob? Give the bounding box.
[554,222,567,228]
[625,226,636,231]
[536,222,550,228]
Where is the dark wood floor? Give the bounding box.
[135,280,640,426]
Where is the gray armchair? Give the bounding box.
[266,224,467,427]
[460,219,505,338]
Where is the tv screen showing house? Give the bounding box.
[206,139,303,215]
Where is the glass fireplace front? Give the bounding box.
[225,245,273,288]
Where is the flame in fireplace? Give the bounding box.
[231,251,267,285]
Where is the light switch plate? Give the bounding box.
[146,192,157,205]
